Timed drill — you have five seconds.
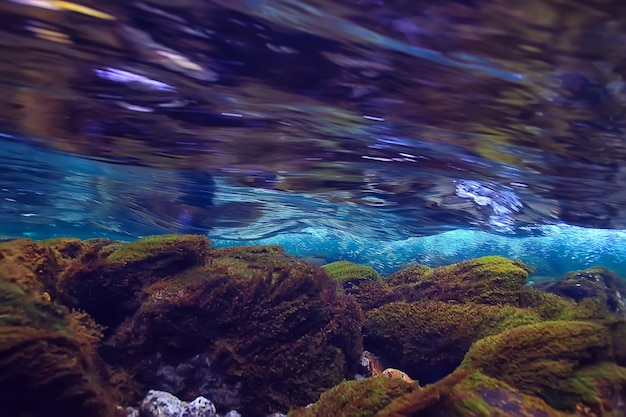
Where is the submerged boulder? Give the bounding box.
[58,234,210,328]
[0,282,124,417]
[350,256,537,312]
[364,300,541,383]
[0,236,363,416]
[102,243,363,416]
[287,376,415,417]
[354,256,613,387]
[299,319,626,417]
[322,261,380,284]
[535,266,626,316]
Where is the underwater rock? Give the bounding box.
[0,236,362,416]
[322,260,380,284]
[461,320,613,410]
[140,390,217,417]
[0,281,124,417]
[353,257,606,386]
[364,300,541,384]
[337,319,626,417]
[287,376,416,417]
[349,256,535,312]
[0,237,88,300]
[322,261,380,295]
[101,244,363,416]
[58,234,210,327]
[535,266,626,316]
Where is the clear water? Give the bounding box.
[1,0,625,277]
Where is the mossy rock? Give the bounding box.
[351,256,535,313]
[0,282,123,417]
[287,377,416,417]
[0,238,62,298]
[441,371,568,417]
[420,256,532,304]
[609,319,626,366]
[520,290,612,321]
[107,245,363,416]
[462,320,611,409]
[571,362,626,409]
[209,244,300,279]
[322,261,380,284]
[385,264,432,286]
[58,234,210,328]
[106,234,208,264]
[439,363,626,416]
[364,300,541,384]
[534,266,626,316]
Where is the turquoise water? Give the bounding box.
[0,0,625,278]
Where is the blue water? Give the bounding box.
[0,0,625,280]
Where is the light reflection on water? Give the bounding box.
[0,0,626,273]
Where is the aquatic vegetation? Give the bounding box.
[364,300,541,384]
[350,256,533,312]
[461,321,612,409]
[352,318,626,417]
[535,266,626,316]
[322,260,380,284]
[0,282,123,417]
[287,376,416,417]
[2,234,624,417]
[0,238,66,298]
[58,234,209,327]
[441,371,571,417]
[105,233,208,264]
[105,244,363,416]
[384,264,433,286]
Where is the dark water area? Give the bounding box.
[0,0,625,275]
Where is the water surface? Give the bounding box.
[1,0,625,273]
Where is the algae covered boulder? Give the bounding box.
[287,376,416,417]
[535,266,626,316]
[350,256,534,313]
[0,282,124,417]
[322,261,380,284]
[462,320,613,410]
[58,234,209,327]
[105,244,363,416]
[364,300,541,384]
[0,235,364,416]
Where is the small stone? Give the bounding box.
[187,396,216,417]
[223,411,242,417]
[140,390,185,417]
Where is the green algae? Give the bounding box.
[108,244,363,416]
[106,234,208,263]
[3,236,625,417]
[209,244,296,279]
[351,256,535,312]
[0,280,123,417]
[385,264,432,286]
[287,377,416,417]
[364,300,541,383]
[322,260,380,283]
[446,371,569,417]
[462,320,610,409]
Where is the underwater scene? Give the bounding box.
[1,0,626,416]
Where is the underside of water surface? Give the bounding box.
[1,0,625,273]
